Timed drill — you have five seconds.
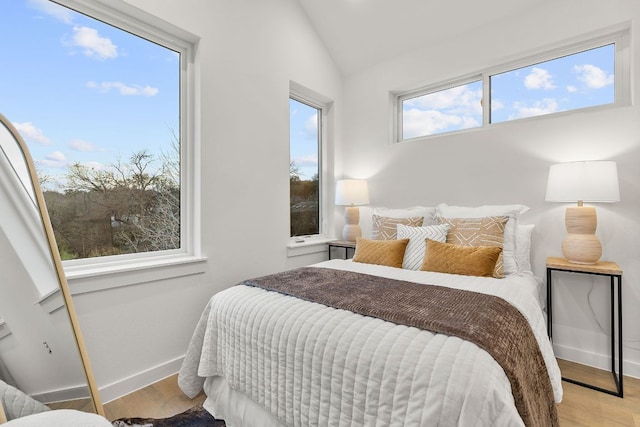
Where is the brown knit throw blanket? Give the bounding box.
[243,267,559,427]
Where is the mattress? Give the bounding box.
[179,259,562,427]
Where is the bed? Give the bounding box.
[179,204,563,427]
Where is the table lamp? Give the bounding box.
[335,179,369,242]
[545,160,620,264]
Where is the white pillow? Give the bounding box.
[435,203,530,275]
[397,223,449,270]
[373,206,437,225]
[515,224,535,273]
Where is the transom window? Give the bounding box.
[400,79,482,140]
[396,29,628,141]
[490,44,615,124]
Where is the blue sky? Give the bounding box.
[0,0,179,189]
[403,44,615,139]
[290,98,319,181]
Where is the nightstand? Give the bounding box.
[328,240,356,260]
[546,256,623,397]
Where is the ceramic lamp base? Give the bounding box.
[562,206,602,264]
[342,206,362,242]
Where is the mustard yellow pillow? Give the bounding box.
[421,239,503,278]
[436,216,508,278]
[352,237,410,268]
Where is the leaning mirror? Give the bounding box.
[0,112,104,422]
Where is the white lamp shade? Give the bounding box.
[545,161,620,203]
[335,179,369,206]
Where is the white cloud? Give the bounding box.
[303,113,318,138]
[511,98,559,119]
[70,26,118,60]
[492,99,505,111]
[46,151,66,162]
[27,0,73,23]
[69,139,99,152]
[573,64,614,89]
[401,85,482,138]
[87,81,159,96]
[292,154,318,168]
[38,150,67,168]
[82,161,106,170]
[13,122,51,145]
[402,108,479,139]
[566,85,578,93]
[405,85,482,116]
[524,67,556,90]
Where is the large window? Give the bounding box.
[396,29,628,141]
[290,96,322,239]
[0,0,197,264]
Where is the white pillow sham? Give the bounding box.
[435,203,530,275]
[515,224,535,274]
[397,223,449,270]
[373,206,436,226]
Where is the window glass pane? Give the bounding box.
[401,81,482,139]
[290,98,320,237]
[0,1,180,259]
[491,44,615,123]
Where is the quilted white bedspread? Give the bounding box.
[179,260,562,427]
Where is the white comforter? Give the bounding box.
[179,260,562,427]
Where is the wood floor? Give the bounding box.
[53,359,639,425]
[103,374,205,421]
[556,359,640,426]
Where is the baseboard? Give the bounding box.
[553,343,640,379]
[32,384,90,405]
[99,355,185,403]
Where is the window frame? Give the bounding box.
[48,0,202,279]
[288,82,332,248]
[393,25,630,143]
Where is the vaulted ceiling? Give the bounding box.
[297,0,551,76]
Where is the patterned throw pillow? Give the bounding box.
[397,223,450,270]
[371,215,423,240]
[352,237,410,268]
[421,239,503,278]
[436,216,508,278]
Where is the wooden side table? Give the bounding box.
[328,240,356,260]
[546,256,623,397]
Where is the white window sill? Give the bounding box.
[39,254,208,314]
[287,237,334,257]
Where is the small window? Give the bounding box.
[290,97,321,238]
[491,44,615,124]
[399,79,483,140]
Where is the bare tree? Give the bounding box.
[50,146,180,259]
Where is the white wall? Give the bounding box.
[63,0,342,402]
[338,0,640,377]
